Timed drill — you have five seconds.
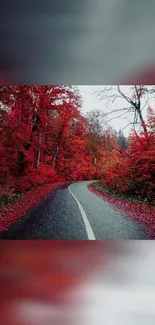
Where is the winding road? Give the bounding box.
[0,181,148,239]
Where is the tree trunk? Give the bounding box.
[17,151,25,176]
[5,170,9,204]
[36,132,42,168]
[52,145,59,168]
[52,128,64,169]
[137,106,148,134]
[94,156,97,172]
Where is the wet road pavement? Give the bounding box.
[0,181,149,239]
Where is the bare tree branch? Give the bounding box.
[103,107,134,117]
[121,122,141,132]
[107,111,128,123]
[93,85,155,134]
[117,86,135,106]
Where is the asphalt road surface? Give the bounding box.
[0,181,149,239]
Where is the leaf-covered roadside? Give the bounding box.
[0,182,64,232]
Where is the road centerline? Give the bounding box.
[68,184,96,240]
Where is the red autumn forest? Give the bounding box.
[0,85,155,231]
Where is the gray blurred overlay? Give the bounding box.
[0,0,155,83]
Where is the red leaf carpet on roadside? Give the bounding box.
[0,183,64,232]
[88,183,155,238]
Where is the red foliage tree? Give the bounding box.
[100,107,155,202]
[0,86,97,198]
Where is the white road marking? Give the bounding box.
[68,185,96,240]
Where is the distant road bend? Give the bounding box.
[0,181,149,239]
